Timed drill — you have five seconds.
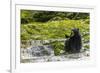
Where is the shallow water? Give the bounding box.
[21,51,90,63]
[21,39,89,63]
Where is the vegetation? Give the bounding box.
[21,10,89,23]
[51,41,64,56]
[21,20,89,41]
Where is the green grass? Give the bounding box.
[21,19,89,42]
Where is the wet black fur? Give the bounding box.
[64,28,82,53]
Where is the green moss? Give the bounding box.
[21,20,89,39]
[51,41,64,56]
[84,45,89,49]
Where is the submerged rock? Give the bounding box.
[21,45,54,57]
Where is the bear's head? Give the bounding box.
[71,28,80,35]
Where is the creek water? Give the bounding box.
[21,39,90,63]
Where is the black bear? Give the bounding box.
[64,28,82,53]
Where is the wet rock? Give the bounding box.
[25,45,54,57]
